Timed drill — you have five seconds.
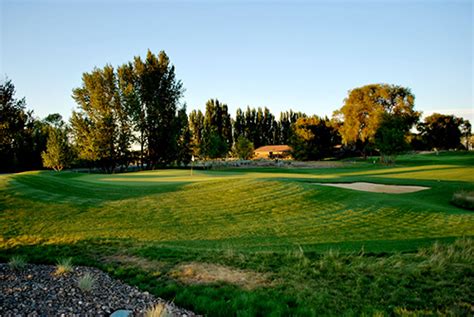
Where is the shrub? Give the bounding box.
[55,257,73,275]
[78,272,97,292]
[450,191,474,210]
[8,255,27,270]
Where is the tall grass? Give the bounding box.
[8,255,27,270]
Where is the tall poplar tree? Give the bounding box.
[133,50,184,167]
[71,65,131,173]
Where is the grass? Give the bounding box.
[55,257,73,275]
[0,152,473,315]
[78,272,96,292]
[8,255,27,270]
[144,303,169,317]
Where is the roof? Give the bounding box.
[254,145,292,153]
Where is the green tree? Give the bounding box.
[460,120,472,150]
[233,108,246,142]
[374,114,409,164]
[290,116,338,161]
[233,136,254,160]
[418,113,465,150]
[0,78,45,172]
[41,128,71,171]
[202,99,232,158]
[335,84,419,157]
[133,50,184,167]
[117,61,145,167]
[278,110,306,145]
[176,106,192,165]
[189,109,205,157]
[71,65,131,173]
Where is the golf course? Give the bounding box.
[1,152,473,315]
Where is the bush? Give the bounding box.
[450,191,474,210]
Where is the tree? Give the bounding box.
[233,136,254,160]
[335,84,419,157]
[176,106,192,165]
[233,108,245,142]
[201,99,232,158]
[290,116,338,161]
[278,110,306,144]
[133,50,184,167]
[117,61,145,166]
[374,114,409,164]
[71,65,131,173]
[189,109,205,157]
[460,120,472,150]
[418,113,465,150]
[41,128,71,171]
[0,78,45,172]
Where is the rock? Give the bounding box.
[0,263,198,316]
[110,309,133,317]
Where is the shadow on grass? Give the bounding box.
[4,171,188,205]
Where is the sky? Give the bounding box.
[1,0,473,122]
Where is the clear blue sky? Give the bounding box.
[1,0,472,122]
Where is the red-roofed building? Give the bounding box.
[254,145,292,159]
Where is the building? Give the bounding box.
[254,145,292,159]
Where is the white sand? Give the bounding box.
[315,182,429,194]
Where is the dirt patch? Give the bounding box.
[103,255,165,272]
[315,182,429,194]
[170,262,268,290]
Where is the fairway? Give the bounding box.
[2,152,473,252]
[1,152,473,315]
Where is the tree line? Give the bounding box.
[1,50,472,172]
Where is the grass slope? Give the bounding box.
[1,152,473,315]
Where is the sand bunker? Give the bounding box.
[315,182,429,194]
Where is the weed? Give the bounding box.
[55,257,73,275]
[78,272,97,292]
[8,255,27,270]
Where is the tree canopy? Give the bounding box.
[418,113,468,150]
[335,84,419,155]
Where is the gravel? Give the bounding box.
[0,263,197,316]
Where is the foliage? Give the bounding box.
[42,127,72,171]
[71,65,131,173]
[55,257,73,275]
[335,83,419,156]
[232,136,254,160]
[418,113,468,150]
[176,106,192,165]
[374,113,409,164]
[290,116,339,160]
[78,272,97,292]
[450,191,474,210]
[201,99,232,158]
[8,255,27,270]
[0,78,48,172]
[132,50,184,167]
[189,110,205,157]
